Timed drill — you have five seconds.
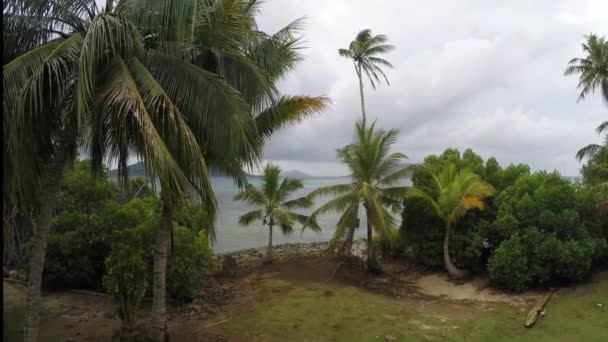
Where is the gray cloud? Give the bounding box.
[256,0,607,176]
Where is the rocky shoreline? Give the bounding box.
[214,242,330,274]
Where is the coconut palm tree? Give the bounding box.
[6,1,329,339]
[406,164,495,279]
[565,33,608,104]
[139,2,328,338]
[577,121,608,161]
[3,1,241,340]
[234,164,319,263]
[305,122,409,271]
[339,29,394,127]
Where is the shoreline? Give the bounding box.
[214,242,330,272]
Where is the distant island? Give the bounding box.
[108,162,339,179]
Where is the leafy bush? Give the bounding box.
[486,172,607,290]
[168,227,215,304]
[486,234,531,292]
[103,225,152,331]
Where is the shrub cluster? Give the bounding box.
[400,148,608,291]
[44,160,215,302]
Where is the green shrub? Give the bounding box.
[103,226,151,332]
[487,234,531,292]
[167,227,215,304]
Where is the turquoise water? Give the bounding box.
[211,176,407,253]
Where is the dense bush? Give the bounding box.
[401,148,607,291]
[401,148,511,270]
[487,172,607,291]
[168,227,215,303]
[44,160,215,303]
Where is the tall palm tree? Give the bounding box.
[3,1,240,340]
[406,164,495,279]
[137,2,328,338]
[339,29,394,127]
[565,33,608,104]
[234,164,318,263]
[306,122,409,271]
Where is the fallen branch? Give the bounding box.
[524,291,555,328]
[326,259,346,283]
[193,317,232,333]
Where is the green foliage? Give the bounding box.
[486,234,531,292]
[103,224,153,331]
[44,159,216,304]
[167,227,215,304]
[486,171,608,291]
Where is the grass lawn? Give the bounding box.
[217,272,608,342]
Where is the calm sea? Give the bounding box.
[211,176,407,253]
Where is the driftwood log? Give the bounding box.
[524,292,555,328]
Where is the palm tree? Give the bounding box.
[140,2,328,338]
[306,122,409,271]
[577,121,608,161]
[3,1,239,340]
[578,121,608,210]
[406,164,495,279]
[339,29,394,127]
[234,164,318,263]
[565,33,608,104]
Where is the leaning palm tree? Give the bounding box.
[338,29,394,127]
[565,33,608,104]
[406,164,495,279]
[135,2,328,338]
[306,122,409,271]
[234,164,318,263]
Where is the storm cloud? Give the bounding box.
[256,0,607,176]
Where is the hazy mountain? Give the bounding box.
[283,170,313,179]
[108,161,252,178]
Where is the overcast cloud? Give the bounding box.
[253,0,607,176]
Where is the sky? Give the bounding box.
[251,0,607,177]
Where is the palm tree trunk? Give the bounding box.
[153,201,172,341]
[365,205,380,272]
[443,222,466,279]
[24,148,68,342]
[357,64,367,127]
[105,0,114,12]
[264,224,273,264]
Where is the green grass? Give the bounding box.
[220,272,608,342]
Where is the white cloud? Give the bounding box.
[255,0,607,176]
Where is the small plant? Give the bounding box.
[103,229,150,333]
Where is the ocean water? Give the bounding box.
[211,176,406,253]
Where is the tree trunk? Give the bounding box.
[105,0,114,12]
[357,64,367,127]
[365,205,380,272]
[152,201,172,341]
[264,224,273,264]
[24,149,68,342]
[443,222,466,279]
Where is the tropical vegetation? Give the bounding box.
[306,122,409,271]
[564,33,608,104]
[234,164,318,264]
[405,164,495,278]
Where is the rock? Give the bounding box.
[220,255,238,277]
[596,303,603,308]
[8,270,18,279]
